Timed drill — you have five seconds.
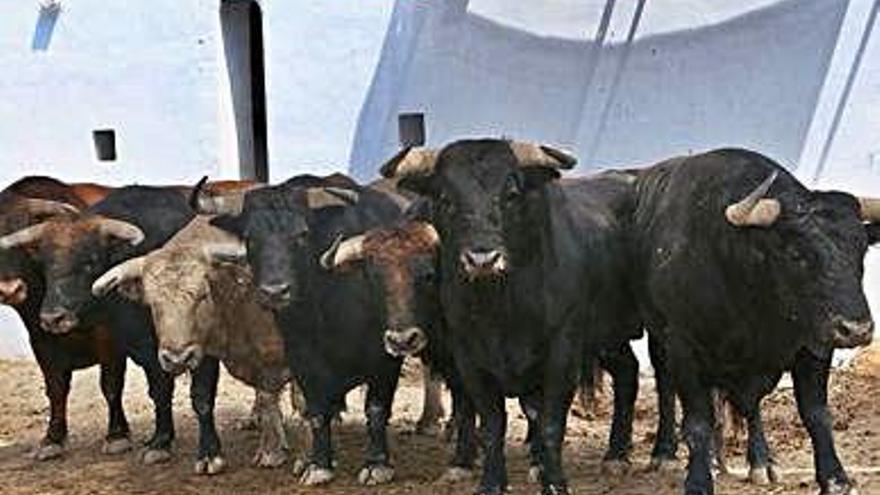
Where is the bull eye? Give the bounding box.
[504,174,523,203]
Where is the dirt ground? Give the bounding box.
[1,357,879,495]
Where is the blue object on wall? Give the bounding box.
[32,3,61,51]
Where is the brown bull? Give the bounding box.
[92,215,293,474]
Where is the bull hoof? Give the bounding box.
[601,459,631,476]
[358,464,395,485]
[748,464,778,485]
[543,485,571,495]
[648,456,680,472]
[142,448,172,465]
[822,479,857,495]
[527,465,543,484]
[297,462,335,486]
[236,416,259,431]
[252,448,288,468]
[31,442,64,461]
[475,486,507,495]
[415,419,444,437]
[102,437,133,456]
[194,456,226,476]
[436,466,475,483]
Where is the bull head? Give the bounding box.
[91,256,146,301]
[725,171,781,227]
[380,141,577,184]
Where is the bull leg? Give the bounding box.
[537,337,579,495]
[473,385,508,495]
[648,333,679,469]
[191,357,224,475]
[711,390,729,475]
[744,405,776,485]
[599,343,637,473]
[32,367,71,461]
[99,358,132,455]
[252,388,289,468]
[792,349,852,495]
[293,378,338,487]
[126,337,175,464]
[437,370,478,483]
[519,392,545,484]
[357,373,400,486]
[415,360,446,435]
[289,380,308,423]
[671,343,715,495]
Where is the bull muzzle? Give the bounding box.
[0,278,27,306]
[383,327,428,357]
[257,282,293,309]
[460,249,508,279]
[158,345,203,374]
[831,317,874,348]
[39,308,79,334]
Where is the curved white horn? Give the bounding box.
[508,141,577,169]
[859,197,880,222]
[380,147,439,179]
[0,222,50,249]
[97,218,145,246]
[320,234,366,270]
[725,171,781,227]
[92,257,146,297]
[201,241,247,264]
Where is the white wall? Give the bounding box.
[0,0,226,357]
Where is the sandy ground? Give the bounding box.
[1,357,879,495]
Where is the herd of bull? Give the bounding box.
[0,139,878,495]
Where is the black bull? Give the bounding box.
[630,148,879,495]
[379,139,663,495]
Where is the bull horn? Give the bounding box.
[20,198,81,218]
[96,218,145,246]
[202,241,247,264]
[0,222,50,249]
[859,197,880,222]
[415,222,441,248]
[725,171,781,227]
[379,147,439,179]
[192,180,265,215]
[320,234,366,270]
[92,256,146,297]
[188,175,209,211]
[508,141,577,170]
[306,187,359,209]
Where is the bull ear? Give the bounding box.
[92,256,145,301]
[202,241,247,266]
[867,223,880,246]
[305,187,359,209]
[209,214,244,237]
[319,234,366,271]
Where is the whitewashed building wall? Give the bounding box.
[0,0,878,357]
